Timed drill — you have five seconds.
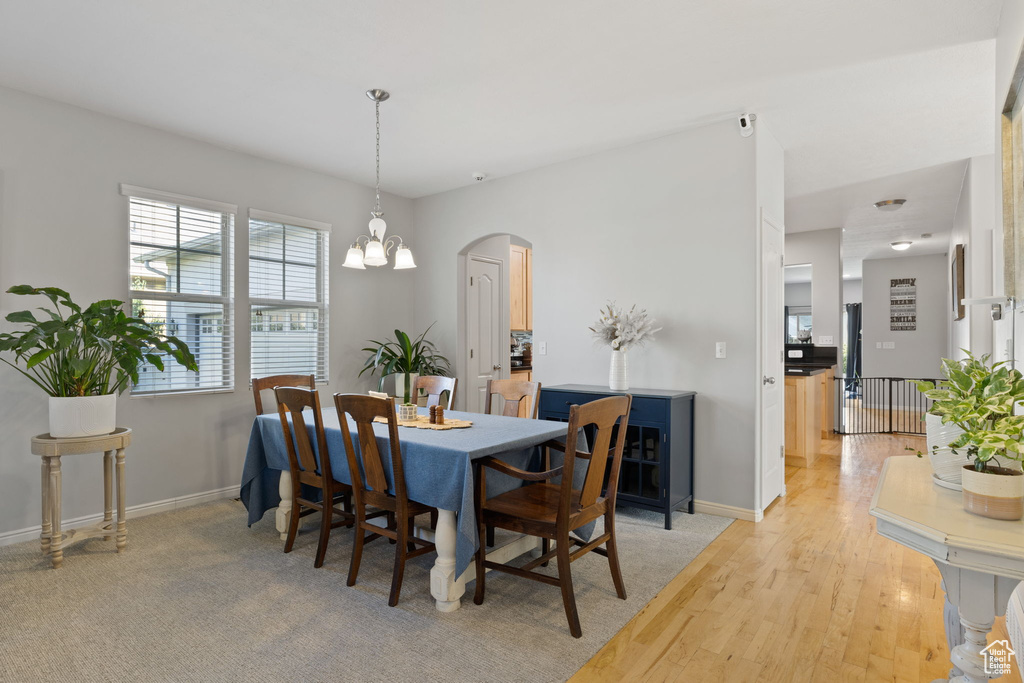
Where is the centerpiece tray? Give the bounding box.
[373,415,473,431]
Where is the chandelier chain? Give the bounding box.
[374,98,381,214]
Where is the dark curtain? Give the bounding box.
[845,302,862,394]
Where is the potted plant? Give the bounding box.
[359,324,451,409]
[0,285,198,438]
[912,352,1024,520]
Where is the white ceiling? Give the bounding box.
[784,264,813,284]
[788,160,971,279]
[0,0,1003,203]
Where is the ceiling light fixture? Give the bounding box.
[342,89,415,270]
[890,241,913,251]
[874,199,907,211]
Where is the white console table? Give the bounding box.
[870,456,1024,683]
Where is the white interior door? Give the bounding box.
[760,212,786,510]
[466,255,503,413]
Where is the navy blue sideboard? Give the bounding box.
[538,384,695,529]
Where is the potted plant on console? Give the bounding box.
[360,324,451,419]
[913,352,1024,520]
[0,285,198,438]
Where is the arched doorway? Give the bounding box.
[456,233,533,412]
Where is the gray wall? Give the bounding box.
[862,253,948,379]
[948,155,995,361]
[785,282,812,307]
[413,119,783,514]
[0,85,414,538]
[843,279,862,304]
[785,228,843,345]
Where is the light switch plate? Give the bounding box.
[818,336,834,345]
[883,341,895,349]
[715,342,726,359]
[876,342,882,349]
[537,341,547,355]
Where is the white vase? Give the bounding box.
[962,464,1024,520]
[609,349,628,391]
[48,394,117,438]
[925,413,969,487]
[392,373,419,404]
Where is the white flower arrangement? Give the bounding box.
[589,302,661,352]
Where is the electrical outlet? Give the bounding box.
[715,342,726,359]
[537,341,547,355]
[876,342,882,349]
[818,336,834,345]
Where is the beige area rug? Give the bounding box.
[0,499,731,682]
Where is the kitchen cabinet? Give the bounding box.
[785,372,822,467]
[820,366,835,437]
[510,369,532,382]
[510,244,532,331]
[538,384,695,529]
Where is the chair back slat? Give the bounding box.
[274,386,331,481]
[415,376,457,410]
[562,395,632,511]
[484,379,541,419]
[356,421,389,492]
[253,374,315,415]
[334,394,409,502]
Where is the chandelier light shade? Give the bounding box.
[342,88,416,271]
[394,244,416,269]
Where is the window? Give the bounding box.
[123,184,236,395]
[248,209,330,382]
[786,307,812,344]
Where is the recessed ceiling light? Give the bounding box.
[921,233,932,238]
[874,199,907,211]
[890,241,912,251]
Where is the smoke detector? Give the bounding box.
[472,172,487,182]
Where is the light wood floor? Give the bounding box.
[571,433,1022,682]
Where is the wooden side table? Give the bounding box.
[32,428,132,569]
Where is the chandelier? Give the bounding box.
[342,89,415,270]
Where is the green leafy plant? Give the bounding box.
[911,351,1024,472]
[0,285,198,397]
[359,324,451,404]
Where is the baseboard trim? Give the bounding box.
[0,485,238,548]
[693,499,763,523]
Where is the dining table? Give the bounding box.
[240,405,570,612]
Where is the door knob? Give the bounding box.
[493,364,502,371]
[762,376,776,385]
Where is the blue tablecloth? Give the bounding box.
[240,407,569,575]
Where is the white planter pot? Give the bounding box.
[48,394,117,438]
[393,373,419,404]
[925,413,968,486]
[398,403,418,422]
[609,350,628,391]
[962,465,1024,521]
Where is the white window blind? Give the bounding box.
[125,187,235,395]
[248,211,329,383]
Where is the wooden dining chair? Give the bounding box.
[274,386,354,568]
[473,394,632,638]
[484,378,541,419]
[253,374,315,415]
[333,393,437,607]
[482,377,542,545]
[414,375,457,410]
